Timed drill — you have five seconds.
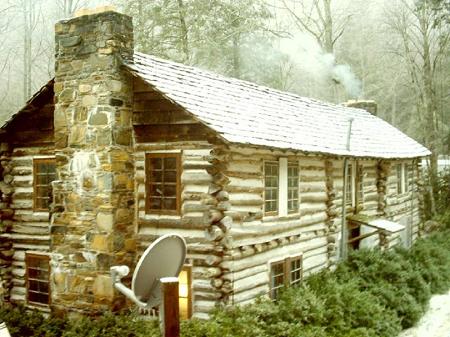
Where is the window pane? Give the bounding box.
[163,198,176,210]
[164,157,177,169]
[163,184,176,197]
[150,157,162,170]
[149,198,161,209]
[148,184,163,197]
[151,171,163,183]
[165,170,177,183]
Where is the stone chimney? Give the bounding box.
[343,100,377,116]
[51,8,135,313]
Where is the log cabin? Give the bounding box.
[0,8,430,319]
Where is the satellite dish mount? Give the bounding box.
[110,234,187,337]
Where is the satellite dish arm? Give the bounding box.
[110,265,160,309]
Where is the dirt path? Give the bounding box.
[399,290,450,337]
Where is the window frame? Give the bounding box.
[145,152,182,215]
[269,255,303,300]
[33,158,56,212]
[25,253,51,306]
[356,163,364,207]
[264,161,279,215]
[287,161,300,214]
[396,162,411,195]
[345,162,364,209]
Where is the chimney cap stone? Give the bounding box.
[343,99,378,116]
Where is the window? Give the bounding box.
[33,158,56,211]
[178,266,192,320]
[145,153,181,214]
[287,162,299,213]
[264,161,279,214]
[26,254,50,305]
[396,163,411,194]
[356,164,364,206]
[269,255,303,299]
[345,162,363,208]
[345,163,353,206]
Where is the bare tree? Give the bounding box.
[61,0,86,17]
[280,0,351,53]
[387,0,450,176]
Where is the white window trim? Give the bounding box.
[264,158,300,217]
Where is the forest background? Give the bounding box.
[0,0,448,167]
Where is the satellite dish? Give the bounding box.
[111,234,186,309]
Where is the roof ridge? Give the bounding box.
[132,51,348,111]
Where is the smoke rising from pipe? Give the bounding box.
[279,33,362,99]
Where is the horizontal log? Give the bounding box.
[138,213,210,229]
[134,124,213,143]
[222,264,267,283]
[232,284,268,304]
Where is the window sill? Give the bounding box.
[263,212,301,223]
[142,213,181,220]
[26,302,51,311]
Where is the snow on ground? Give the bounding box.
[399,290,450,337]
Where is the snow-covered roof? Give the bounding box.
[127,52,430,159]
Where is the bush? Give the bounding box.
[2,229,450,337]
[306,272,401,336]
[0,306,159,337]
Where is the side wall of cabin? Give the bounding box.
[222,146,423,306]
[0,95,54,310]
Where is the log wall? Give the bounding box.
[383,160,422,248]
[223,146,332,305]
[0,146,54,309]
[0,92,54,309]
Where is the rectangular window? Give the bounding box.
[264,161,279,214]
[345,163,353,206]
[289,256,303,286]
[33,158,56,211]
[270,260,285,300]
[145,153,181,214]
[287,162,299,213]
[270,255,303,300]
[356,164,364,206]
[26,254,50,305]
[178,266,192,320]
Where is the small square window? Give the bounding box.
[270,255,303,300]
